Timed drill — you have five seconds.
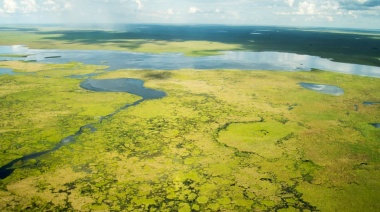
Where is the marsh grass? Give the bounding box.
[0,62,379,211]
[0,29,241,57]
[0,61,139,165]
[0,54,28,58]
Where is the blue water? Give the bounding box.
[80,78,166,99]
[299,82,344,96]
[0,68,14,75]
[1,45,380,77]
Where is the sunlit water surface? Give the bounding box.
[1,45,380,77]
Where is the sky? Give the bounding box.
[0,0,379,29]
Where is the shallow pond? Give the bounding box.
[0,68,14,75]
[299,82,344,96]
[1,45,380,77]
[371,123,380,128]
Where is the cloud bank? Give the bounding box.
[0,0,379,29]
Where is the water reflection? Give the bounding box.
[0,45,28,53]
[1,45,380,77]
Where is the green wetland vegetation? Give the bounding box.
[0,26,379,211]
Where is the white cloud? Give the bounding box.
[63,2,72,10]
[41,0,59,11]
[20,0,38,13]
[3,0,18,13]
[321,1,340,11]
[276,1,341,24]
[119,0,142,10]
[188,6,199,14]
[286,0,295,7]
[297,1,316,15]
[167,8,174,15]
[135,0,142,10]
[43,0,55,5]
[0,0,378,29]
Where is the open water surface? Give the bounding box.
[1,45,380,77]
[299,82,344,96]
[0,68,14,75]
[80,78,166,99]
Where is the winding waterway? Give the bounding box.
[0,78,166,179]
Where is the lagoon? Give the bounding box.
[80,78,166,99]
[1,45,380,77]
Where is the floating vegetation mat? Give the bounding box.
[0,62,379,211]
